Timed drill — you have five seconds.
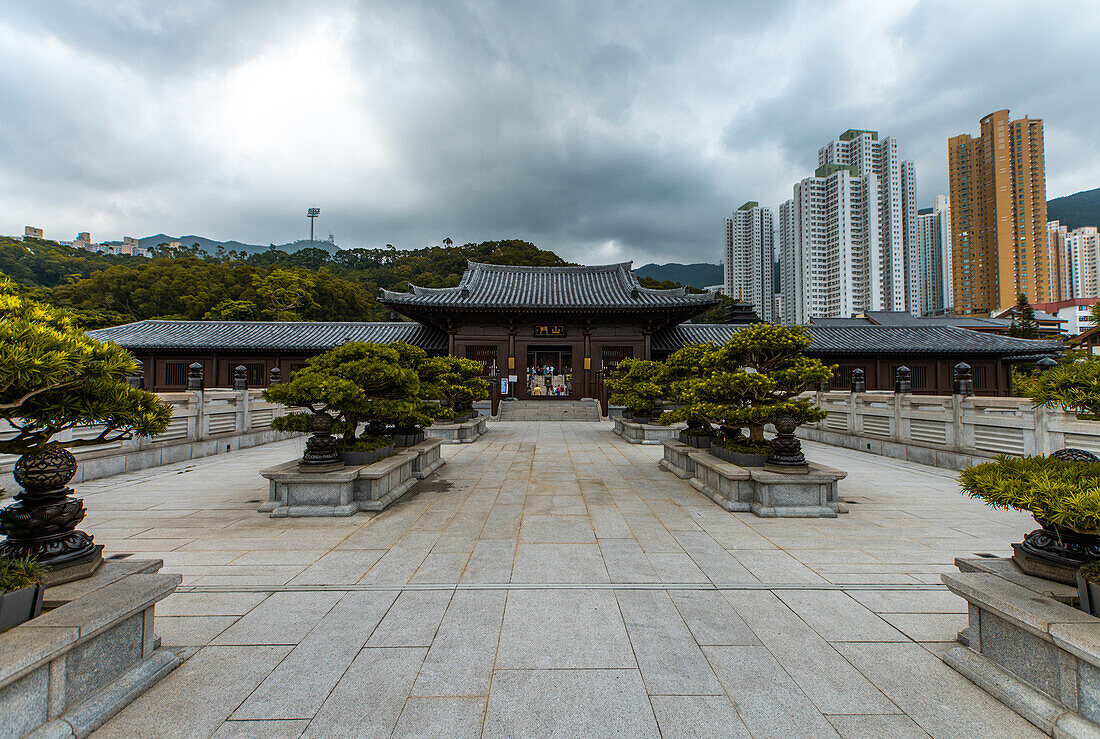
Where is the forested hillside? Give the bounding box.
[0,237,569,327]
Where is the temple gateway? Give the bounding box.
[90,261,1062,397]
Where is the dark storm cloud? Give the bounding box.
[1,1,1098,264]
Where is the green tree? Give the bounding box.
[252,268,316,320]
[264,342,426,441]
[1016,356,1100,417]
[663,324,832,443]
[1009,293,1039,339]
[606,358,668,419]
[204,299,258,321]
[419,356,490,417]
[0,276,172,455]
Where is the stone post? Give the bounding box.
[818,380,830,392]
[269,367,282,386]
[489,361,501,418]
[187,362,205,391]
[951,363,973,453]
[234,365,248,390]
[953,362,974,397]
[127,359,145,389]
[894,366,911,394]
[850,368,866,393]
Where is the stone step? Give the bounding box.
[497,400,601,421]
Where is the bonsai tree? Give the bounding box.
[0,556,47,593]
[264,342,423,443]
[661,344,716,434]
[419,355,489,419]
[0,276,173,456]
[606,358,668,420]
[1015,356,1100,418]
[388,342,436,433]
[960,456,1100,533]
[662,324,832,445]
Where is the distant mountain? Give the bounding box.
[135,234,340,255]
[1048,188,1100,230]
[634,262,722,289]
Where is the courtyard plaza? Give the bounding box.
[81,421,1041,738]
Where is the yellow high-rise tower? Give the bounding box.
[948,109,1049,314]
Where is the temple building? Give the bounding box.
[89,261,1062,397]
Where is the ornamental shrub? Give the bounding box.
[264,342,424,441]
[1016,358,1100,418]
[0,556,48,592]
[960,456,1100,532]
[662,324,833,442]
[418,355,489,416]
[606,358,668,417]
[0,275,172,455]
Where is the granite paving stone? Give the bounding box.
[85,424,1051,737]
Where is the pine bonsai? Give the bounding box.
[419,356,489,418]
[264,342,426,442]
[960,456,1100,532]
[0,556,48,593]
[606,358,668,419]
[0,275,172,455]
[1015,356,1100,418]
[662,324,833,444]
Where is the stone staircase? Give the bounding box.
[497,399,602,421]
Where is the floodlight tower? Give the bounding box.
[307,207,321,241]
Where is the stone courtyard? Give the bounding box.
[81,421,1043,738]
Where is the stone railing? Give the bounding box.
[1,382,296,488]
[800,389,1100,470]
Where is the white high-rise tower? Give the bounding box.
[724,201,775,322]
[917,194,952,315]
[779,129,919,323]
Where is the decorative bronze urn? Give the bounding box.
[0,446,101,580]
[299,411,343,472]
[764,414,809,473]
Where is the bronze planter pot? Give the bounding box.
[338,443,395,466]
[679,431,713,449]
[709,444,769,467]
[1013,517,1100,585]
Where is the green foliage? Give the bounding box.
[0,556,48,592]
[204,299,258,321]
[420,356,490,414]
[1007,293,1039,339]
[264,342,424,439]
[1017,357,1100,417]
[252,268,316,320]
[0,276,172,454]
[960,456,1100,532]
[606,358,668,416]
[337,435,393,453]
[662,324,833,442]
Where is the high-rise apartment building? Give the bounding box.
[723,201,775,322]
[778,129,918,323]
[948,110,1049,314]
[917,195,952,315]
[1057,221,1100,300]
[1048,221,1070,299]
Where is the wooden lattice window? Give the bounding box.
[244,363,266,387]
[465,345,498,375]
[164,362,190,388]
[601,346,634,370]
[832,364,867,389]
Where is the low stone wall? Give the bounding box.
[0,559,180,738]
[259,439,445,517]
[800,390,1100,470]
[944,557,1100,736]
[1,388,297,490]
[426,417,487,444]
[659,439,848,518]
[612,418,684,445]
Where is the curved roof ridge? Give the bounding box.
[465,260,635,273]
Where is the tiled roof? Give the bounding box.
[826,311,1014,329]
[379,261,719,311]
[653,323,1063,357]
[87,320,447,352]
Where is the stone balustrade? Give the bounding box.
[800,390,1100,469]
[1,387,296,488]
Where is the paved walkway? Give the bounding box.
[86,422,1043,738]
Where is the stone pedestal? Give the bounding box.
[259,439,446,517]
[426,417,487,444]
[612,418,684,445]
[943,557,1100,737]
[0,559,180,738]
[659,439,848,518]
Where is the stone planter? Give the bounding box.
[426,416,487,444]
[1013,517,1100,585]
[678,430,713,449]
[709,443,769,467]
[1078,571,1100,618]
[338,443,395,466]
[393,430,426,447]
[612,417,684,445]
[0,583,43,631]
[945,556,1100,736]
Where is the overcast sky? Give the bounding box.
[2,1,1098,265]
